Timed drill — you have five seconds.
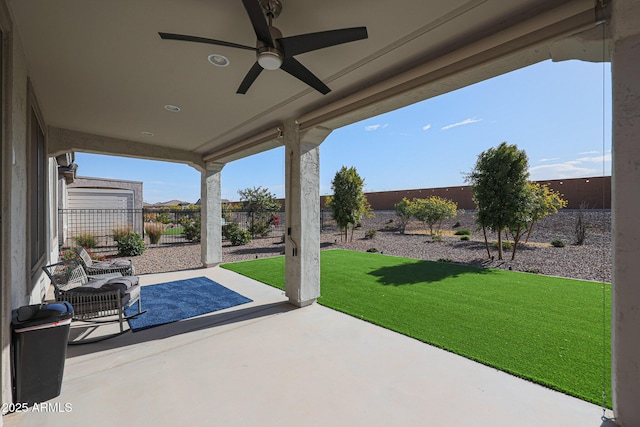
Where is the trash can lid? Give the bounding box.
[11,302,73,330]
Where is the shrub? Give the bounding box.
[454,229,471,236]
[453,221,462,228]
[156,212,172,224]
[366,248,379,253]
[551,239,565,248]
[574,202,588,245]
[116,232,146,256]
[431,232,443,242]
[145,222,166,244]
[493,240,513,250]
[460,235,470,241]
[112,227,133,242]
[364,229,377,239]
[249,218,270,237]
[74,232,97,248]
[182,216,201,243]
[438,258,452,263]
[223,222,251,246]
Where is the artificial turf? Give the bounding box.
[221,249,611,407]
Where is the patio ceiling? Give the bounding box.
[8,0,599,164]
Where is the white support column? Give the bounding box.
[283,120,332,307]
[201,162,225,268]
[611,1,640,425]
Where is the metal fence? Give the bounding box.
[58,208,297,251]
[59,209,145,250]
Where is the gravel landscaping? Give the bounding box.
[130,210,612,283]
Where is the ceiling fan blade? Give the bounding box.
[280,57,330,95]
[241,0,274,46]
[159,32,256,51]
[237,62,264,94]
[278,27,368,57]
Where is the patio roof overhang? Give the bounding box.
[7,0,603,164]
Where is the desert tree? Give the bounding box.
[327,166,370,242]
[466,142,530,260]
[394,198,414,234]
[238,186,281,237]
[523,182,568,243]
[411,196,458,237]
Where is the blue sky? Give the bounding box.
[75,59,611,204]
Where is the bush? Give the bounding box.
[366,248,379,253]
[452,221,462,228]
[145,222,166,244]
[248,218,270,237]
[460,235,470,241]
[112,227,132,242]
[431,232,443,242]
[74,232,97,248]
[493,240,513,250]
[454,229,471,235]
[223,222,251,246]
[60,247,108,262]
[156,212,172,224]
[551,239,565,248]
[364,229,377,239]
[116,232,146,256]
[182,216,201,243]
[438,258,452,263]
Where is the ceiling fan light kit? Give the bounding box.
[159,0,368,95]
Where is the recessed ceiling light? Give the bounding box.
[164,104,181,112]
[208,54,229,67]
[141,131,154,136]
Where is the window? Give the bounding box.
[29,107,46,275]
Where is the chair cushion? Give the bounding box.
[71,276,139,297]
[92,260,132,269]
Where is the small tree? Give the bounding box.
[238,186,281,237]
[524,182,568,243]
[328,166,367,242]
[411,196,458,237]
[394,198,414,234]
[466,142,530,260]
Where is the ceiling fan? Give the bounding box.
[159,0,368,95]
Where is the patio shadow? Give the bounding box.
[66,301,296,358]
[368,259,494,286]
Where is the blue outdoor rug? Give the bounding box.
[125,277,253,332]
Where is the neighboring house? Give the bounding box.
[59,175,144,247]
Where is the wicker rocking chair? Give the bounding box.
[43,258,145,343]
[75,246,135,276]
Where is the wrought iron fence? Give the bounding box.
[58,208,297,251]
[58,209,145,250]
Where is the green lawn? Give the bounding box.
[221,249,611,407]
[163,226,184,235]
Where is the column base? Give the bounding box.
[288,297,316,308]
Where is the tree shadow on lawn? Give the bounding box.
[368,259,495,286]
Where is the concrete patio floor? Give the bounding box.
[5,266,613,427]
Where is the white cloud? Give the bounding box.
[364,123,388,131]
[441,118,482,130]
[528,163,599,180]
[575,153,612,163]
[579,150,600,155]
[538,158,560,163]
[422,124,432,131]
[528,153,611,181]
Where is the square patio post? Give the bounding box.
[283,120,332,307]
[201,162,225,267]
[611,1,640,424]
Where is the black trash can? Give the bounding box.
[11,302,73,405]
